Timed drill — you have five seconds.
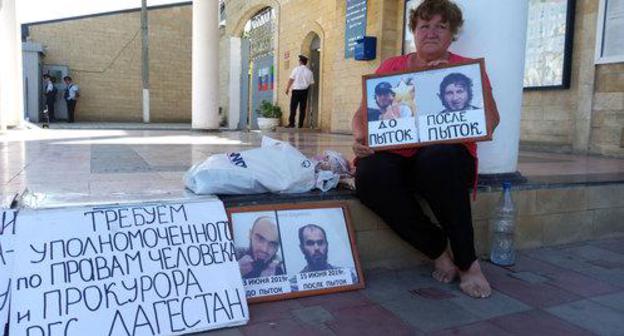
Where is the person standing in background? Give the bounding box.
[43,74,56,122]
[63,76,80,123]
[285,55,314,128]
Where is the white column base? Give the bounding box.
[142,89,150,123]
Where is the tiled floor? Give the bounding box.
[193,238,624,336]
[3,127,624,207]
[2,127,624,335]
[1,128,359,205]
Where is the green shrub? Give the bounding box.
[256,100,282,119]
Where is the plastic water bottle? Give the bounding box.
[490,182,517,266]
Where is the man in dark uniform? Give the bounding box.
[285,55,315,128]
[63,76,79,123]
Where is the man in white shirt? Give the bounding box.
[43,74,56,121]
[63,76,80,123]
[285,55,314,128]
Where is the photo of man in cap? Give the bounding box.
[367,81,412,122]
[285,54,315,128]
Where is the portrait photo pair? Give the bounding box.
[363,59,498,150]
[227,203,364,303]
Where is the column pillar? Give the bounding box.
[452,0,529,174]
[192,0,220,130]
[0,0,24,132]
[228,37,242,130]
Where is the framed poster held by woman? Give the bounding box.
[363,59,497,150]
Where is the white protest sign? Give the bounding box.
[418,108,486,142]
[242,275,291,299]
[10,200,248,336]
[1,209,18,336]
[296,268,355,292]
[367,117,419,147]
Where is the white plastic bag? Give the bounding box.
[315,170,340,192]
[184,136,316,195]
[311,150,353,192]
[312,150,352,177]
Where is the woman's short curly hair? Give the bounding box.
[408,0,464,37]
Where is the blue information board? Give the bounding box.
[345,0,367,58]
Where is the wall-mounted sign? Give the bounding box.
[596,0,624,64]
[363,60,497,150]
[524,0,576,89]
[248,7,275,60]
[345,0,367,58]
[228,202,364,303]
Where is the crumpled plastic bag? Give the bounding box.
[315,170,340,192]
[312,150,353,192]
[184,136,316,195]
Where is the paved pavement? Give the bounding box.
[201,237,624,336]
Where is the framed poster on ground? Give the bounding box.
[228,202,364,303]
[362,59,496,151]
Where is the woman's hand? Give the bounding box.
[380,105,402,120]
[352,137,374,158]
[352,103,374,158]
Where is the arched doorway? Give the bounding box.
[302,33,321,129]
[239,7,276,130]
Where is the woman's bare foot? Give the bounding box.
[459,260,492,298]
[432,251,458,283]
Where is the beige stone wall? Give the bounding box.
[27,1,623,155]
[521,0,624,157]
[250,184,624,269]
[223,0,399,133]
[326,1,381,133]
[276,0,339,131]
[591,63,624,156]
[145,6,192,122]
[520,0,597,148]
[28,5,192,122]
